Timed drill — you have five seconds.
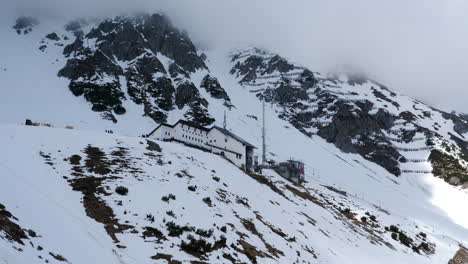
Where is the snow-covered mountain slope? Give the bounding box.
[228,47,467,184]
[0,13,467,264]
[1,124,467,264]
[0,15,231,135]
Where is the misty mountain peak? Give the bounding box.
[13,16,39,34]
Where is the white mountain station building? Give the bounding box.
[148,120,257,171]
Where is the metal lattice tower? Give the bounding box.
[262,100,266,165]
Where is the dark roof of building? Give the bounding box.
[147,123,172,136]
[212,126,256,148]
[177,120,210,132]
[148,120,210,137]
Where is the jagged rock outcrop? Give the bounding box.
[58,40,125,121]
[200,74,232,107]
[125,54,174,123]
[318,105,401,175]
[57,14,218,124]
[230,47,467,179]
[175,81,214,125]
[441,111,468,138]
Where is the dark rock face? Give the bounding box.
[318,106,401,175]
[175,82,205,108]
[231,49,467,179]
[230,48,407,176]
[125,55,174,123]
[441,112,468,137]
[200,75,232,107]
[264,81,309,105]
[184,102,215,126]
[264,55,295,74]
[449,133,468,155]
[231,56,264,81]
[399,111,416,121]
[13,16,39,34]
[173,81,213,125]
[85,14,206,72]
[58,14,216,125]
[58,43,125,121]
[0,203,29,245]
[372,87,400,108]
[45,32,60,41]
[169,63,190,79]
[429,149,468,185]
[297,69,319,89]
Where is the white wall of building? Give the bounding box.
[172,122,209,149]
[150,125,172,141]
[207,128,247,168]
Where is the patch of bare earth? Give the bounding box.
[151,253,182,264]
[245,173,290,201]
[235,239,270,264]
[65,145,134,243]
[285,185,326,208]
[142,226,167,242]
[322,185,347,196]
[49,252,70,262]
[240,218,284,258]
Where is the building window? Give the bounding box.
[225,138,228,143]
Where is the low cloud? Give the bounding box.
[4,0,468,112]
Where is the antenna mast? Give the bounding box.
[262,100,266,165]
[223,110,227,129]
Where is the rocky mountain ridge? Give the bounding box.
[229,47,467,185]
[42,14,231,125]
[1,13,467,264]
[8,13,467,184]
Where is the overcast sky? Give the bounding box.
[4,0,468,113]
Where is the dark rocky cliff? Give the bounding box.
[229,48,467,181]
[57,14,228,125]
